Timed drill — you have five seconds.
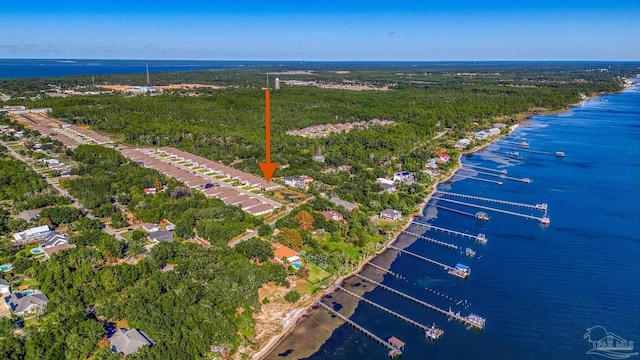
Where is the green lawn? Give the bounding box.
[306,262,331,284]
[120,230,134,240]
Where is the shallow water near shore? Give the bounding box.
[285,83,640,360]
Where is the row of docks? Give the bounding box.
[336,285,444,340]
[432,194,550,224]
[435,191,547,211]
[388,246,470,279]
[313,300,403,357]
[354,274,486,330]
[411,221,488,244]
[452,173,504,185]
[498,139,565,157]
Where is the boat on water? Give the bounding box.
[555,151,565,157]
[475,212,490,221]
[465,248,476,258]
[520,141,529,148]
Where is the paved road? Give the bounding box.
[1,139,124,241]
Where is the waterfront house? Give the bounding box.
[393,171,415,184]
[455,139,471,149]
[437,153,451,163]
[273,243,301,265]
[109,328,154,356]
[380,209,402,221]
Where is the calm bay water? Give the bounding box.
[307,82,640,360]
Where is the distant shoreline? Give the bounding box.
[255,81,633,360]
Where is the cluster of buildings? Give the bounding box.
[0,106,51,115]
[12,225,75,260]
[455,124,507,149]
[141,222,175,243]
[120,148,277,216]
[61,123,113,145]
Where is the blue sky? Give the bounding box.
[2,1,639,60]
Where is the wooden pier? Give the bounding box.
[353,274,486,330]
[388,245,453,271]
[337,285,444,340]
[462,164,507,174]
[500,143,561,157]
[411,221,489,243]
[432,197,549,223]
[458,168,531,183]
[314,300,402,357]
[435,191,547,211]
[427,203,477,218]
[452,173,504,185]
[366,262,397,276]
[401,230,458,250]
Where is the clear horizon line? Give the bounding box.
[2,57,640,63]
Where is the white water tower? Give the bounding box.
[275,78,280,90]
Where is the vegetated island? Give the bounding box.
[0,62,636,360]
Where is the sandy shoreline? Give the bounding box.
[254,84,630,359]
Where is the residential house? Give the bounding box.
[12,225,51,245]
[319,210,344,222]
[141,223,159,233]
[329,196,358,212]
[148,230,174,243]
[165,223,176,231]
[376,178,397,193]
[437,153,451,163]
[455,139,471,149]
[273,243,301,265]
[393,171,415,185]
[380,209,402,221]
[283,175,313,189]
[487,128,501,136]
[39,232,69,249]
[5,292,49,316]
[0,279,10,295]
[109,328,155,356]
[43,244,76,259]
[246,204,274,216]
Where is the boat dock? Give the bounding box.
[500,143,562,157]
[461,164,507,174]
[401,230,458,250]
[366,262,397,276]
[432,197,550,224]
[452,173,504,185]
[427,203,477,218]
[337,285,444,340]
[435,191,547,211]
[314,300,402,357]
[458,168,531,183]
[388,246,469,278]
[411,221,489,243]
[353,274,485,330]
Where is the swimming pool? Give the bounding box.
[292,262,302,270]
[21,290,34,296]
[0,264,12,272]
[30,248,44,255]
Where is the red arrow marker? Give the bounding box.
[259,90,278,182]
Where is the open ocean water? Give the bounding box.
[307,81,640,360]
